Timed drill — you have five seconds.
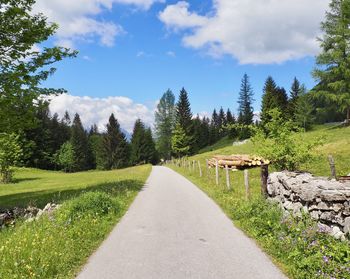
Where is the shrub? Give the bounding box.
[54,141,75,172]
[252,109,320,171]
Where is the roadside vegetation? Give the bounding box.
[0,165,151,279]
[168,125,350,278]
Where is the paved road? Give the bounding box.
[77,166,287,279]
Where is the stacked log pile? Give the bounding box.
[208,155,270,170]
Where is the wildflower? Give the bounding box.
[323,255,329,263]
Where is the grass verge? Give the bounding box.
[168,164,350,279]
[0,165,151,279]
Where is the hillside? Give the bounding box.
[197,124,350,177]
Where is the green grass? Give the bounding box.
[0,165,151,208]
[168,125,350,279]
[0,165,152,279]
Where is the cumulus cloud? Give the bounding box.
[33,0,161,48]
[48,94,155,133]
[159,0,330,64]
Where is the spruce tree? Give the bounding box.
[313,0,350,122]
[144,128,158,165]
[289,77,301,120]
[275,87,289,114]
[238,74,254,125]
[261,76,279,125]
[99,113,129,170]
[155,89,176,160]
[218,107,227,137]
[209,109,220,144]
[130,119,147,165]
[175,88,193,154]
[71,114,91,171]
[226,108,237,139]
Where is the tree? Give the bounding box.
[175,88,194,154]
[171,123,191,158]
[252,109,318,171]
[295,86,315,130]
[0,0,76,133]
[209,109,220,144]
[0,133,22,183]
[261,76,289,125]
[155,89,176,160]
[261,76,278,125]
[289,77,302,120]
[226,109,238,139]
[99,114,129,170]
[144,128,159,165]
[238,74,254,125]
[218,107,227,137]
[313,0,350,122]
[55,141,74,173]
[70,114,92,172]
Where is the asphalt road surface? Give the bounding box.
[77,166,287,279]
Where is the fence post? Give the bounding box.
[206,159,209,177]
[225,166,230,190]
[260,165,269,197]
[198,161,202,177]
[244,169,250,200]
[328,155,336,179]
[215,160,219,185]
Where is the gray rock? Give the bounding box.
[331,226,345,241]
[320,190,346,201]
[320,211,336,222]
[344,217,350,235]
[310,210,320,220]
[332,203,344,213]
[317,202,329,210]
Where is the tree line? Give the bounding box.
[1,0,350,182]
[19,103,159,173]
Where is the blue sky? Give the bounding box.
[35,0,330,131]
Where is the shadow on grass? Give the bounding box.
[10,177,41,184]
[0,179,145,210]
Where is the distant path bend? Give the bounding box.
[77,166,287,279]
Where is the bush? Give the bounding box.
[54,141,75,172]
[252,109,320,171]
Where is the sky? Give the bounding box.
[34,0,331,132]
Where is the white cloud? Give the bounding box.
[48,94,155,133]
[33,0,161,48]
[159,0,330,64]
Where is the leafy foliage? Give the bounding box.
[171,123,191,157]
[252,109,319,171]
[0,133,22,183]
[0,0,76,133]
[55,141,75,173]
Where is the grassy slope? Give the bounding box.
[169,125,350,278]
[0,165,151,208]
[0,165,152,279]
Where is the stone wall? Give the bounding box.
[267,172,350,241]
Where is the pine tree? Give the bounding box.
[155,89,176,160]
[71,114,92,171]
[130,119,147,165]
[313,0,350,122]
[171,123,191,158]
[144,128,158,165]
[238,74,254,125]
[99,114,129,170]
[289,77,301,120]
[218,107,227,137]
[261,76,289,125]
[295,85,315,130]
[176,88,193,131]
[209,109,219,144]
[175,88,194,154]
[226,108,237,139]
